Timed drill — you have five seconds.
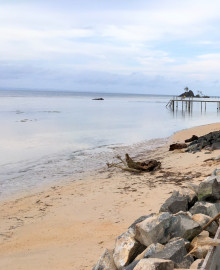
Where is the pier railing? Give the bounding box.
[166,96,220,112]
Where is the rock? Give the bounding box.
[179,188,198,208]
[113,231,145,269]
[189,235,212,259]
[170,212,202,241]
[135,243,164,261]
[93,249,117,270]
[169,143,187,151]
[192,213,218,236]
[189,201,220,218]
[135,212,173,246]
[190,259,204,269]
[150,237,194,268]
[160,191,188,214]
[133,258,174,270]
[92,98,104,100]
[123,260,140,270]
[185,135,199,143]
[129,214,154,233]
[197,175,220,201]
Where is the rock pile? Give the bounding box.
[185,131,220,153]
[92,171,220,270]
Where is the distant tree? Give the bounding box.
[184,87,189,92]
[197,90,203,96]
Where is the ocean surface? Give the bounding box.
[1,90,220,198]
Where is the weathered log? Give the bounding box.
[169,143,187,151]
[107,154,161,173]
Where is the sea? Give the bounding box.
[0,89,220,199]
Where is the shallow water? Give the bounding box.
[0,90,220,198]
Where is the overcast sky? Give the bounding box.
[1,0,220,94]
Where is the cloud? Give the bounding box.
[1,1,220,93]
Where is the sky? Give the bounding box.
[1,0,220,95]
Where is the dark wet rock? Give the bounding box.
[134,212,173,246]
[93,249,117,270]
[186,130,220,152]
[169,143,187,151]
[189,201,220,218]
[113,231,145,269]
[132,258,174,270]
[170,212,202,241]
[197,175,220,201]
[185,135,199,143]
[192,213,218,236]
[160,191,188,214]
[190,259,204,269]
[150,237,194,268]
[92,98,104,100]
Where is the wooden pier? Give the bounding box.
[166,97,220,112]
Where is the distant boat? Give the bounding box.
[92,98,104,100]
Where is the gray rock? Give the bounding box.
[150,237,194,268]
[129,214,154,233]
[192,213,218,236]
[133,258,174,270]
[123,260,140,270]
[189,201,220,218]
[170,212,202,241]
[190,259,204,269]
[113,231,145,270]
[93,249,117,270]
[197,175,220,201]
[135,212,173,246]
[135,243,164,261]
[179,188,198,208]
[160,191,188,214]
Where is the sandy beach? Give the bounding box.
[1,123,220,270]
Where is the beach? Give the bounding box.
[1,122,220,270]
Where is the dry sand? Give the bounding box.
[1,123,220,270]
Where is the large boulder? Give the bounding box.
[133,258,174,270]
[150,237,194,268]
[192,213,218,236]
[113,231,145,269]
[197,175,220,201]
[190,235,212,259]
[92,249,117,270]
[179,188,198,208]
[170,212,202,241]
[134,212,173,246]
[189,201,220,218]
[128,214,154,234]
[160,191,188,214]
[135,243,164,261]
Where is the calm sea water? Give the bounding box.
[0,90,220,198]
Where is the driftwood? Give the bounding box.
[107,153,161,173]
[186,212,220,258]
[169,143,187,151]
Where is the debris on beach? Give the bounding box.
[93,169,220,270]
[107,153,161,173]
[169,143,187,151]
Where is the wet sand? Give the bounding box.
[1,123,220,270]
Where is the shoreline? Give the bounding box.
[1,122,220,270]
